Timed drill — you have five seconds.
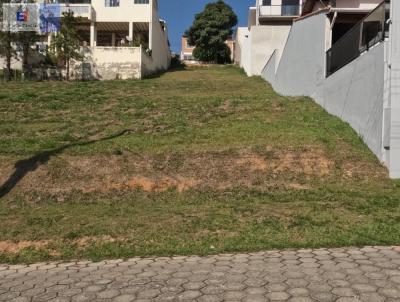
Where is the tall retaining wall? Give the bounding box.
[389,0,400,178]
[235,25,291,76]
[262,12,389,171]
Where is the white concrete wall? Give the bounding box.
[77,46,142,80]
[335,0,381,10]
[389,0,400,178]
[91,0,150,22]
[264,13,328,97]
[235,25,291,76]
[312,0,380,11]
[141,0,170,77]
[262,12,390,172]
[235,27,251,74]
[0,56,22,71]
[321,44,385,159]
[249,25,291,76]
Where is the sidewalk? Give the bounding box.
[1,246,400,301]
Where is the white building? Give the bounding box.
[1,0,171,80]
[235,0,303,76]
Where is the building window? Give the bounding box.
[105,0,119,6]
[134,0,149,3]
[262,0,271,5]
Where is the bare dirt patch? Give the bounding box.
[343,162,387,179]
[0,240,49,253]
[235,155,268,172]
[273,149,333,176]
[72,236,123,247]
[0,147,369,196]
[109,176,200,193]
[0,236,122,254]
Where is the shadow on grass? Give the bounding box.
[0,129,136,199]
[143,64,189,79]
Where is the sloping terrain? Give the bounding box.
[0,66,399,263]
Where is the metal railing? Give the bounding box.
[60,4,91,15]
[259,5,301,17]
[326,2,388,77]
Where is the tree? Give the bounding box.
[0,0,17,80]
[186,0,237,64]
[52,11,82,80]
[16,31,40,77]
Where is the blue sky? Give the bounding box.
[159,0,254,53]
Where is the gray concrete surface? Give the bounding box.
[1,246,400,301]
[389,0,400,178]
[261,11,391,175]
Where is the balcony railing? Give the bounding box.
[259,5,301,17]
[59,4,92,19]
[326,2,388,77]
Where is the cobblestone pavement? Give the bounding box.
[1,246,400,302]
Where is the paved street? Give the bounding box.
[1,246,400,302]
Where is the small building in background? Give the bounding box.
[180,36,235,64]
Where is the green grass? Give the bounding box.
[0,66,399,264]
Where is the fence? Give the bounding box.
[259,5,301,17]
[326,1,388,77]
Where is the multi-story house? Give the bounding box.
[1,0,171,80]
[180,36,235,64]
[235,0,303,76]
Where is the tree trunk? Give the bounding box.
[5,55,11,81]
[66,59,70,81]
[5,33,12,81]
[22,47,29,80]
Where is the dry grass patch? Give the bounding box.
[0,66,398,263]
[0,146,338,196]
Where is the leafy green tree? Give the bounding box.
[16,31,40,77]
[186,0,237,64]
[0,0,16,80]
[52,11,82,80]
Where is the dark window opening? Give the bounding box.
[326,3,387,77]
[332,23,356,44]
[331,13,367,44]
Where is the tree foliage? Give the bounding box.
[0,0,40,80]
[16,31,40,76]
[186,0,237,64]
[52,11,83,80]
[0,0,17,80]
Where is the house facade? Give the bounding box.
[1,0,171,80]
[261,0,400,177]
[180,36,235,64]
[235,0,303,76]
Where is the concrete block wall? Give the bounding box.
[321,44,385,159]
[263,13,328,97]
[72,47,142,80]
[250,25,291,76]
[389,0,400,178]
[235,25,291,76]
[235,27,251,74]
[262,11,392,174]
[146,0,171,75]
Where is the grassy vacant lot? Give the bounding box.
[0,66,399,263]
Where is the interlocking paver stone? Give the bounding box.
[0,246,399,301]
